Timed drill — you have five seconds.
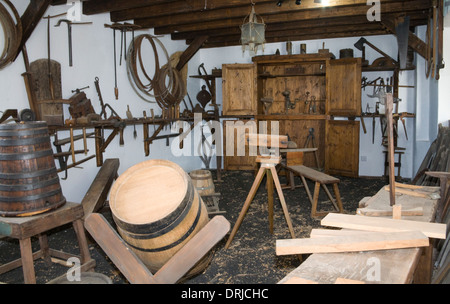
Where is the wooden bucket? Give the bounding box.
[0,122,66,217]
[109,160,211,277]
[189,169,215,196]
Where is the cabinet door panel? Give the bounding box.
[327,58,361,116]
[222,64,257,115]
[223,120,257,170]
[325,120,360,177]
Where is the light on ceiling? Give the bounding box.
[295,0,301,5]
[241,4,266,54]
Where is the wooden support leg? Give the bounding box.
[19,238,36,284]
[38,234,52,266]
[311,182,321,217]
[321,184,338,211]
[225,166,267,249]
[270,166,296,239]
[300,175,313,204]
[267,169,274,234]
[72,219,92,265]
[332,183,344,213]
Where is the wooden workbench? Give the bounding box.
[278,185,440,284]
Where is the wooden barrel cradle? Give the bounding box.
[109,159,211,277]
[0,122,66,217]
[189,169,215,196]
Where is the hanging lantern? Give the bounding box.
[240,4,266,54]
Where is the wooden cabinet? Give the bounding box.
[327,58,362,117]
[222,54,361,176]
[222,64,257,116]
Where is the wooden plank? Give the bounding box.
[288,165,339,184]
[356,206,424,217]
[276,231,429,255]
[81,158,120,219]
[84,213,158,284]
[334,278,365,284]
[321,213,447,239]
[154,216,230,284]
[282,276,318,284]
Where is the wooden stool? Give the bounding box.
[225,134,296,250]
[0,202,95,284]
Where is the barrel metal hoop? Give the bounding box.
[0,149,53,160]
[0,188,62,202]
[0,167,57,179]
[0,176,60,191]
[0,135,49,146]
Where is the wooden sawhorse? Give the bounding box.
[0,202,95,284]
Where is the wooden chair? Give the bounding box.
[224,134,296,249]
[84,213,230,284]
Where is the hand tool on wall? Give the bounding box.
[55,19,92,67]
[94,77,107,120]
[395,15,410,70]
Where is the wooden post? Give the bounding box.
[386,93,396,206]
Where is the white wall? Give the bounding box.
[0,2,205,203]
[1,2,447,203]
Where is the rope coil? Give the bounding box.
[0,0,22,70]
[126,34,184,110]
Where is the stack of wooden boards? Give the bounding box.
[276,183,447,284]
[277,213,446,256]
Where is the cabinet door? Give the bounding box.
[326,58,361,116]
[222,64,257,116]
[223,120,257,171]
[325,120,360,177]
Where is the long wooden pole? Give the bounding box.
[386,93,396,206]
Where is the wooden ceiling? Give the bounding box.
[67,0,433,50]
[73,0,433,48]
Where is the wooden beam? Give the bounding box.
[321,213,447,239]
[83,0,177,16]
[111,0,273,22]
[171,13,427,41]
[381,16,428,59]
[276,230,429,255]
[14,0,52,60]
[175,35,208,71]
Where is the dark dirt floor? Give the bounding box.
[0,170,394,285]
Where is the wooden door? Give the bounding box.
[222,64,257,116]
[326,58,362,117]
[223,120,257,171]
[325,120,360,177]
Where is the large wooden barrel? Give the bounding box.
[189,169,215,196]
[0,122,66,217]
[109,159,211,277]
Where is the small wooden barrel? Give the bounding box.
[109,160,211,277]
[189,169,215,196]
[0,122,66,217]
